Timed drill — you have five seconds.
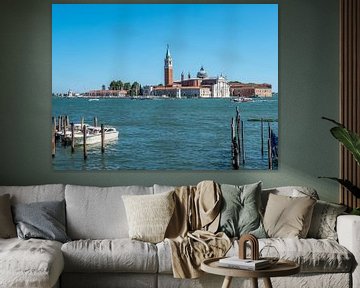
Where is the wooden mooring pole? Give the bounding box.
[94,117,98,127]
[62,120,67,146]
[231,108,247,169]
[101,124,105,153]
[268,123,273,170]
[261,118,264,157]
[57,116,61,132]
[231,117,240,169]
[51,117,56,158]
[83,124,87,160]
[71,123,75,153]
[241,120,245,164]
[58,116,63,133]
[236,108,242,164]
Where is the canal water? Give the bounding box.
[52,96,278,170]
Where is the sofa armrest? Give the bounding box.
[337,215,360,288]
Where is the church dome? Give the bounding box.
[197,66,208,79]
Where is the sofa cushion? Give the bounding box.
[0,238,64,288]
[218,182,266,238]
[307,200,347,240]
[261,186,319,213]
[122,191,175,243]
[61,239,158,273]
[225,238,353,274]
[263,193,316,238]
[0,194,16,238]
[157,237,353,274]
[12,200,70,243]
[65,185,153,239]
[0,184,65,204]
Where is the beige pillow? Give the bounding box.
[0,194,16,238]
[122,191,175,243]
[263,193,316,238]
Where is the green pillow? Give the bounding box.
[218,182,266,238]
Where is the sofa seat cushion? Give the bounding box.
[61,239,158,273]
[0,238,64,288]
[157,238,354,274]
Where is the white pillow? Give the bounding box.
[122,191,175,243]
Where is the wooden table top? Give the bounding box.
[201,257,300,278]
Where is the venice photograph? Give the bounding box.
[52,4,278,170]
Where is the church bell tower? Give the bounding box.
[164,45,173,86]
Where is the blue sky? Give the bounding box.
[52,4,278,93]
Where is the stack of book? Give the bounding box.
[218,257,271,270]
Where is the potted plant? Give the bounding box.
[320,117,360,215]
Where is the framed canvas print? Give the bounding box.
[52,3,278,170]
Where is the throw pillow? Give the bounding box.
[263,193,316,238]
[307,200,347,240]
[0,194,16,238]
[12,200,70,243]
[218,182,266,238]
[122,190,175,243]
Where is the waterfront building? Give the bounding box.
[255,87,272,97]
[164,45,173,86]
[83,89,127,98]
[153,46,230,98]
[229,82,272,97]
[201,75,229,98]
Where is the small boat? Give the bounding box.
[88,98,99,102]
[64,125,119,145]
[232,97,253,103]
[55,123,90,140]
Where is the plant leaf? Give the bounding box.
[330,126,360,165]
[321,116,344,127]
[319,177,360,198]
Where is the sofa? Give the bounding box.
[0,183,359,288]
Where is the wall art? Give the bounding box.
[52,4,278,170]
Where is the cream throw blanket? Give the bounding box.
[165,180,231,278]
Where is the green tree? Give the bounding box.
[109,81,116,90]
[123,82,131,91]
[116,80,123,90]
[109,80,123,90]
[130,81,140,96]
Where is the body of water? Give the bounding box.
[52,96,278,170]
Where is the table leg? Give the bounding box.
[263,277,273,288]
[221,276,233,288]
[251,278,258,288]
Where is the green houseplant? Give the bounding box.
[320,117,360,214]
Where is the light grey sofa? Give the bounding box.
[0,184,359,288]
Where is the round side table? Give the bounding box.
[201,257,300,288]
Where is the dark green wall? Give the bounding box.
[0,0,340,202]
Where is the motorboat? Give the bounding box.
[55,123,87,139]
[63,125,119,145]
[232,97,253,102]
